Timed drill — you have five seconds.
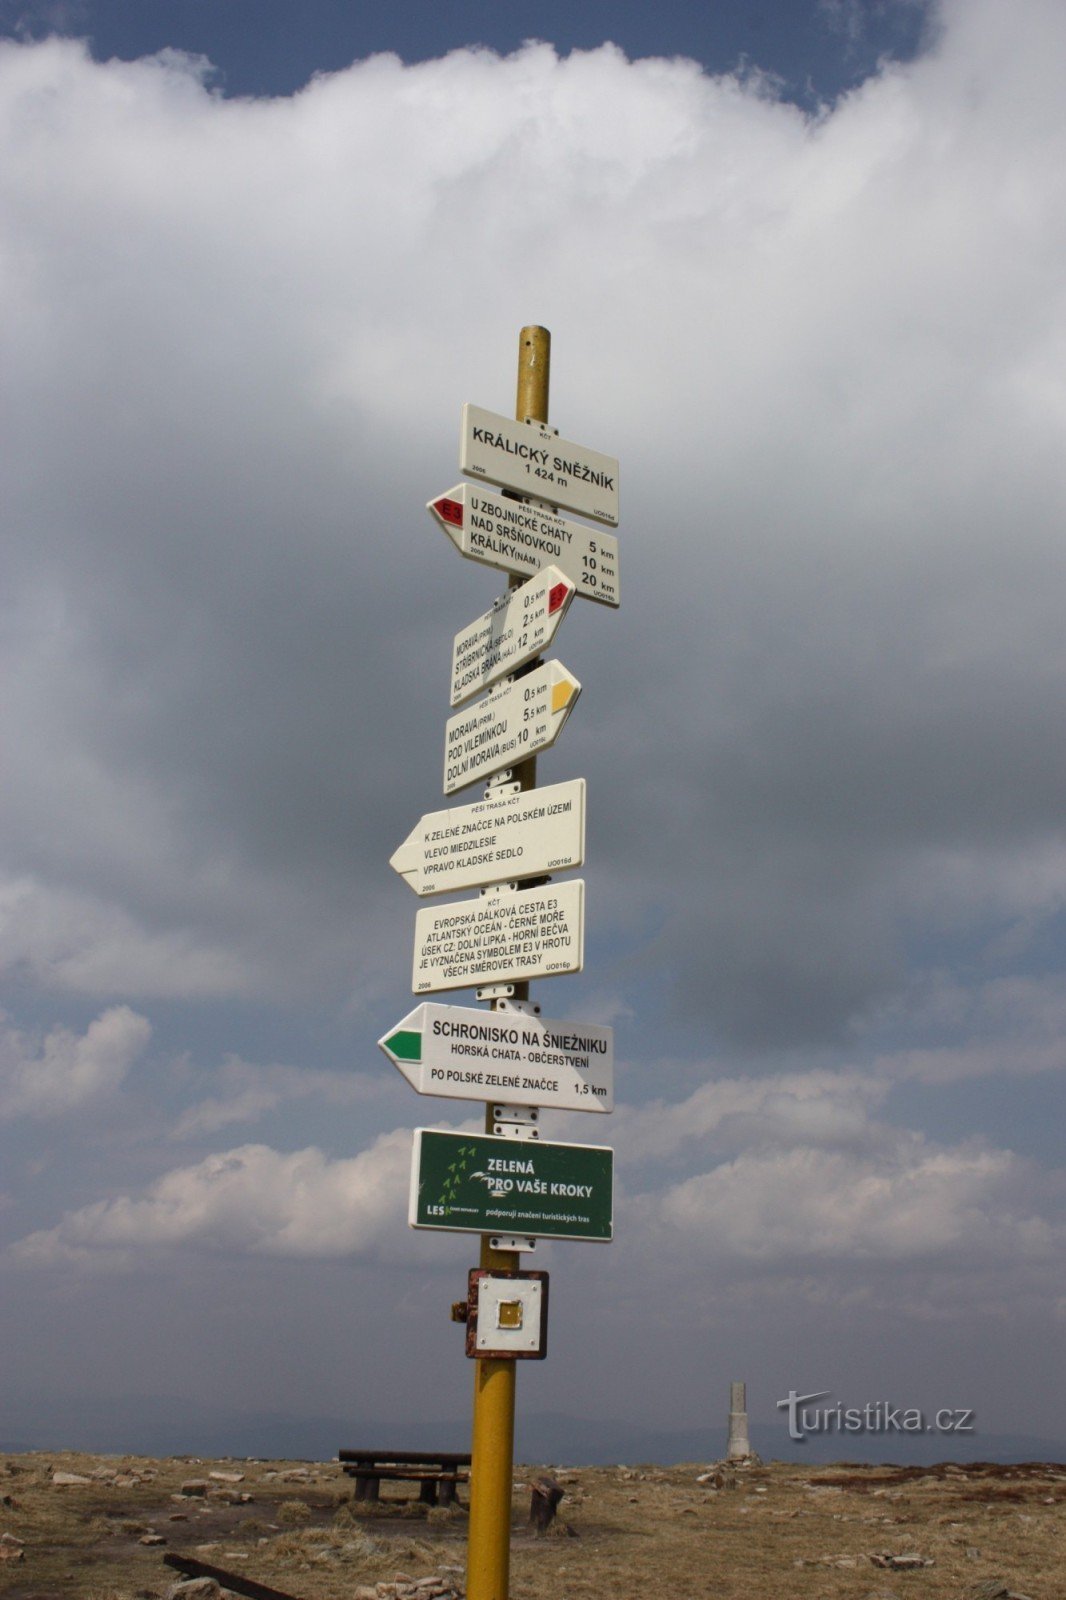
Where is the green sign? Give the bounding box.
[409,1129,613,1242]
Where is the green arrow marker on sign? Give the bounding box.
[384,1028,421,1063]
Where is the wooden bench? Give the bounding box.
[339,1449,471,1507]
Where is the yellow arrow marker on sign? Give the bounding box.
[443,659,582,795]
[551,675,578,714]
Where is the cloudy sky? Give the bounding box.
[2,0,1064,1458]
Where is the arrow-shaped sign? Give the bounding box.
[451,565,575,707]
[460,404,619,526]
[443,660,580,795]
[428,484,619,607]
[412,880,585,993]
[391,778,585,897]
[380,1001,613,1111]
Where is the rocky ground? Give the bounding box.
[1,1450,1062,1600]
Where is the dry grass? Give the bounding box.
[277,1501,314,1526]
[1,1448,1062,1599]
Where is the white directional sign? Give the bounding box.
[413,880,584,994]
[443,660,580,796]
[391,778,585,897]
[460,404,619,527]
[451,566,575,707]
[380,1002,613,1111]
[428,483,619,607]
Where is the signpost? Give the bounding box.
[451,566,575,707]
[412,881,584,994]
[390,779,585,897]
[443,660,580,795]
[410,1129,614,1241]
[383,326,621,1600]
[460,404,619,526]
[428,483,620,606]
[380,1002,613,1112]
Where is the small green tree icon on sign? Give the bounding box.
[437,1144,473,1216]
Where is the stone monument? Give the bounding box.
[726,1380,755,1461]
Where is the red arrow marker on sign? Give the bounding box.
[450,565,575,707]
[433,495,464,526]
[428,483,620,607]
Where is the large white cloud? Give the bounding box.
[611,1069,1059,1267]
[9,1131,414,1264]
[643,1141,1054,1263]
[2,0,1066,1442]
[0,1004,150,1118]
[0,3,1064,1051]
[613,1069,887,1164]
[12,1067,1059,1289]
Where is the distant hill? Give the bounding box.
[1,1391,1062,1467]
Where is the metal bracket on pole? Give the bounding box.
[503,488,561,517]
[489,1235,537,1253]
[477,982,515,1002]
[485,769,519,795]
[492,1105,539,1139]
[494,997,541,1018]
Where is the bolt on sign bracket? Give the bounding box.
[489,1235,537,1253]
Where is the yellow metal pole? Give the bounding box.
[466,1236,518,1600]
[516,324,551,429]
[509,325,550,806]
[465,325,551,1600]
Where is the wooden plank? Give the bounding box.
[163,1552,303,1600]
[342,1467,467,1481]
[338,1449,471,1465]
